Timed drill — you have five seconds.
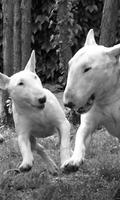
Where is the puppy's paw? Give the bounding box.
[61,157,84,173]
[19,161,33,172]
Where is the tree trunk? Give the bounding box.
[99,0,119,46]
[13,0,21,73]
[2,0,14,76]
[1,0,14,125]
[21,0,31,69]
[1,0,32,126]
[57,0,72,85]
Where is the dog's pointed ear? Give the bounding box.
[0,73,10,90]
[84,29,97,46]
[25,50,36,73]
[106,44,120,57]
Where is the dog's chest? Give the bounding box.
[30,123,55,138]
[27,112,57,137]
[102,101,120,138]
[13,100,61,138]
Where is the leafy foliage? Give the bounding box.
[0,0,104,81]
[69,0,103,53]
[31,0,103,83]
[31,0,58,82]
[1,0,120,83]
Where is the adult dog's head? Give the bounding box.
[0,51,46,111]
[63,29,120,114]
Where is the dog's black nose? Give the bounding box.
[64,102,75,109]
[38,96,46,104]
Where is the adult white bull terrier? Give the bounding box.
[0,51,70,174]
[63,29,120,172]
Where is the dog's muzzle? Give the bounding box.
[77,94,95,114]
[38,96,46,104]
[32,96,46,110]
[37,96,46,109]
[36,104,45,109]
[64,101,75,109]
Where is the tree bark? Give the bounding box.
[13,0,21,73]
[2,0,14,76]
[1,0,14,125]
[57,0,72,84]
[1,0,32,126]
[99,0,119,46]
[21,0,31,69]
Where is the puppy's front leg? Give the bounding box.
[18,134,34,172]
[59,119,71,169]
[30,136,58,175]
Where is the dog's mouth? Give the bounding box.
[32,103,45,110]
[77,94,95,114]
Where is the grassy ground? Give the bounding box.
[0,91,120,200]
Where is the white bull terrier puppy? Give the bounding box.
[63,29,120,172]
[0,51,70,174]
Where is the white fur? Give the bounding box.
[0,51,71,173]
[63,29,120,171]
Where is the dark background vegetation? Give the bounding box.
[31,0,104,83]
[0,0,106,83]
[1,0,120,84]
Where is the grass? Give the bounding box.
[0,90,120,199]
[0,126,120,200]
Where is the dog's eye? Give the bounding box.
[18,82,24,86]
[83,67,92,73]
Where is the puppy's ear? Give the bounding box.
[0,73,10,90]
[84,29,97,46]
[25,50,36,73]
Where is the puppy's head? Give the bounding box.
[0,51,46,110]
